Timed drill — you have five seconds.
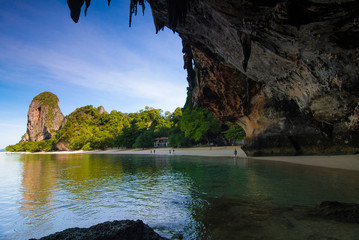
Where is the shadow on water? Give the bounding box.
[0,153,358,239]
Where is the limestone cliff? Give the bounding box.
[21,92,64,142]
[68,0,359,156]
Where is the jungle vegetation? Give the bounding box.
[6,98,245,152]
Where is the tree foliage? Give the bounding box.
[6,139,54,152]
[180,106,221,144]
[222,123,246,144]
[6,103,244,152]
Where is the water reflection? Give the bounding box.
[0,154,358,239]
[20,155,57,218]
[17,154,202,239]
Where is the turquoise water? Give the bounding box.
[0,153,358,239]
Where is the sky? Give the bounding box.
[0,0,187,149]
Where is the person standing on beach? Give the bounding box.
[234,149,238,157]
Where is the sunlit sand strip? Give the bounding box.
[89,147,359,171]
[253,155,359,171]
[92,146,247,158]
[1,147,358,171]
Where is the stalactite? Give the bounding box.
[182,42,196,90]
[129,0,146,27]
[68,0,190,34]
[128,0,190,32]
[84,0,91,16]
[67,0,92,23]
[167,0,190,32]
[67,0,85,23]
[240,32,251,72]
[151,8,165,33]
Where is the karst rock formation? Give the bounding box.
[67,0,359,156]
[21,92,64,142]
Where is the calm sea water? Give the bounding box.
[0,153,358,240]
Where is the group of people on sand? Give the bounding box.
[149,149,176,155]
[149,148,238,156]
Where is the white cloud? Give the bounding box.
[0,0,188,149]
[0,16,187,112]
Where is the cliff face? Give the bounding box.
[21,92,65,142]
[148,0,359,156]
[68,0,359,155]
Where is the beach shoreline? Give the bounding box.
[1,146,358,171]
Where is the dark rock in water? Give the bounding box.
[30,220,169,240]
[21,92,64,142]
[314,201,359,223]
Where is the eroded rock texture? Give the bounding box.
[68,0,359,156]
[21,92,64,142]
[31,220,168,240]
[150,0,359,156]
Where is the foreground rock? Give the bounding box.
[29,202,359,240]
[311,201,359,223]
[67,0,359,156]
[31,220,169,240]
[21,92,64,142]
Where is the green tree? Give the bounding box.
[168,127,190,147]
[168,107,190,147]
[222,123,246,144]
[180,107,221,144]
[133,130,154,148]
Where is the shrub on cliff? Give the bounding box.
[6,139,54,152]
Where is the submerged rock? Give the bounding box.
[313,201,359,223]
[196,198,359,239]
[21,92,64,142]
[31,220,169,240]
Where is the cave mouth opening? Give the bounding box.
[67,0,188,113]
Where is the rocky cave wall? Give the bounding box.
[147,0,359,156]
[68,0,359,156]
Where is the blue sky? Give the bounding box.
[0,0,187,149]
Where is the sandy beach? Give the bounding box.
[94,147,359,171]
[1,146,358,171]
[94,146,247,158]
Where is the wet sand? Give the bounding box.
[254,154,359,171]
